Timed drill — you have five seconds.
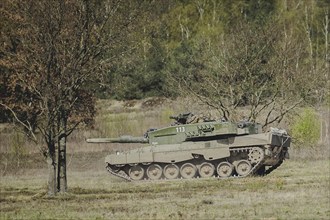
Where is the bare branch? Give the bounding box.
[0,103,38,143]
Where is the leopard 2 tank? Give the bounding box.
[86,113,291,181]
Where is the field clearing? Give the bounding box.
[1,157,329,220]
[1,99,329,219]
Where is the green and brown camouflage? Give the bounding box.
[87,113,291,181]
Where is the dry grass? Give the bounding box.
[1,98,329,219]
[0,158,329,220]
[1,98,328,154]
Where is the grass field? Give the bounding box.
[1,154,329,220]
[1,99,329,219]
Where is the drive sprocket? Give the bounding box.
[248,147,264,164]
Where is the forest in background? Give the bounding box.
[2,0,329,100]
[92,0,329,102]
[1,0,329,125]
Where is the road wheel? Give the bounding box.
[146,164,163,180]
[199,162,215,178]
[235,160,252,176]
[180,163,197,179]
[163,164,180,179]
[128,165,145,180]
[217,162,234,178]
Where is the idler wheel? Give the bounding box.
[146,164,163,180]
[180,163,197,179]
[199,162,215,178]
[110,164,123,173]
[128,165,145,180]
[217,162,234,178]
[235,160,252,176]
[163,164,180,179]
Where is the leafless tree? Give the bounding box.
[169,19,326,129]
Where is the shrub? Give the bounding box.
[291,108,320,147]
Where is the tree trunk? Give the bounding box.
[57,137,67,193]
[57,115,67,193]
[47,143,56,196]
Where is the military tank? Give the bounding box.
[86,113,290,181]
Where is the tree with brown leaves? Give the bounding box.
[0,0,131,195]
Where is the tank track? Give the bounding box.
[105,146,276,182]
[229,146,265,178]
[264,159,284,175]
[106,165,132,181]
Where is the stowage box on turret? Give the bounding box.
[86,113,291,181]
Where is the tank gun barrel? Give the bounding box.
[86,135,148,144]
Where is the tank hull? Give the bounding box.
[105,131,290,181]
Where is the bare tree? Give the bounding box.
[168,19,325,129]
